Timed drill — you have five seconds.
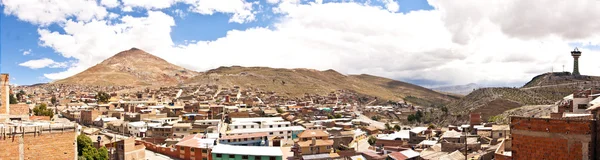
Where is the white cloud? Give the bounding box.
[183,0,256,23]
[121,0,178,9]
[22,49,31,55]
[18,58,67,69]
[100,0,120,8]
[38,11,176,79]
[383,0,399,12]
[172,9,186,18]
[1,0,108,25]
[122,6,134,12]
[7,0,600,87]
[108,12,120,19]
[118,0,256,23]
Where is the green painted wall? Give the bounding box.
[212,153,283,160]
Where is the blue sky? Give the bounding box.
[0,0,433,85]
[1,0,599,87]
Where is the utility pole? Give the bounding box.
[463,127,467,160]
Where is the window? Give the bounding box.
[244,138,248,141]
[176,129,180,131]
[270,156,277,160]
[242,155,249,159]
[180,147,185,150]
[280,131,283,134]
[251,125,254,128]
[288,131,291,134]
[278,125,281,127]
[270,125,273,128]
[202,149,207,153]
[235,126,238,129]
[191,148,195,152]
[183,129,187,131]
[243,126,247,129]
[270,132,273,135]
[203,158,207,160]
[216,154,222,158]
[578,104,588,109]
[229,155,235,158]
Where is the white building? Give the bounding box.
[127,121,147,137]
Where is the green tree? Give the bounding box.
[16,90,25,101]
[33,103,53,118]
[77,134,108,160]
[441,107,448,113]
[367,136,377,145]
[385,123,392,130]
[9,93,17,104]
[371,115,380,121]
[428,124,436,129]
[393,124,401,131]
[276,107,284,113]
[97,147,109,160]
[51,96,58,106]
[95,92,110,104]
[77,134,93,156]
[334,113,343,119]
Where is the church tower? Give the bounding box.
[571,48,582,76]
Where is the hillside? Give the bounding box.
[185,66,456,106]
[53,48,199,86]
[445,87,554,123]
[431,83,480,95]
[442,72,600,124]
[522,72,600,88]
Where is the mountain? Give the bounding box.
[442,72,600,124]
[185,66,457,106]
[53,48,199,86]
[431,83,480,95]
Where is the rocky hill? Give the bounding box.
[431,83,480,95]
[442,72,600,124]
[185,66,457,106]
[522,72,600,88]
[444,87,555,123]
[53,48,199,86]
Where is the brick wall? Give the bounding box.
[0,131,76,160]
[1,74,9,114]
[9,104,29,116]
[510,117,594,160]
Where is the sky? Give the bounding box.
[1,0,600,87]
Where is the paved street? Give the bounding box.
[354,111,385,130]
[145,149,175,160]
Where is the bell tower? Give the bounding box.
[571,48,582,76]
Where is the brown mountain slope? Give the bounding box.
[185,66,456,106]
[53,48,199,86]
[443,72,600,124]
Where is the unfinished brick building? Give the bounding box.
[510,116,600,160]
[0,121,79,160]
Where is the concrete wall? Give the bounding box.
[0,128,76,160]
[510,117,595,160]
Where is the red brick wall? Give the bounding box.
[0,131,76,160]
[510,117,594,160]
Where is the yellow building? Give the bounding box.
[296,130,334,155]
